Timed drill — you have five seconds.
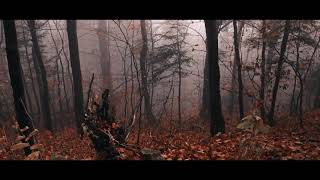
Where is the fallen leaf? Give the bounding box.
[11,143,30,151]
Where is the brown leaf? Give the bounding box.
[25,129,39,141]
[11,143,30,151]
[0,137,6,143]
[30,144,44,151]
[16,135,26,141]
[25,151,40,160]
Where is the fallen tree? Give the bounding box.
[81,74,162,160]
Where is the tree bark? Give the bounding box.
[177,22,182,128]
[97,20,112,90]
[233,20,244,120]
[229,21,244,114]
[3,20,35,155]
[139,20,156,124]
[55,59,63,113]
[200,52,209,119]
[27,20,53,131]
[260,20,267,120]
[268,20,291,125]
[205,20,225,136]
[66,20,84,135]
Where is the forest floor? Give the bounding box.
[1,109,320,160]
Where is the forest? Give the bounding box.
[0,20,320,160]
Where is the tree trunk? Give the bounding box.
[55,59,63,113]
[260,20,267,120]
[233,20,244,120]
[177,22,182,128]
[200,53,209,119]
[139,20,156,124]
[205,20,225,136]
[290,72,298,114]
[149,20,155,111]
[27,20,53,131]
[3,20,35,155]
[298,77,303,127]
[97,20,112,90]
[229,21,244,115]
[314,85,320,108]
[66,20,84,135]
[268,20,291,126]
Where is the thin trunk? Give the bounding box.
[66,20,84,135]
[130,24,135,119]
[28,20,53,131]
[229,56,237,113]
[291,40,300,115]
[177,22,182,128]
[130,51,135,120]
[106,21,112,91]
[136,96,142,145]
[200,53,209,119]
[268,20,291,126]
[290,73,297,114]
[205,20,225,136]
[123,49,128,120]
[298,77,303,127]
[150,20,155,108]
[233,20,244,120]
[229,21,244,114]
[170,87,175,135]
[260,20,267,120]
[51,80,57,128]
[56,59,63,112]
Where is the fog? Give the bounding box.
[1,20,320,126]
